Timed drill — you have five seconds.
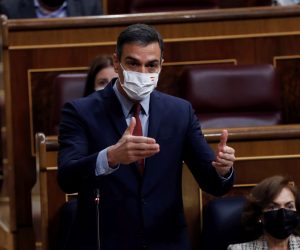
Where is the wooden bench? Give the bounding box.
[34,124,300,250]
[35,133,67,250]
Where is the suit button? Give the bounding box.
[141,198,146,205]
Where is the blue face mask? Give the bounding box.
[263,208,300,239]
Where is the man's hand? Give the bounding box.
[107,117,160,167]
[212,129,235,176]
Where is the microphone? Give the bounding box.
[95,188,101,250]
[95,188,100,204]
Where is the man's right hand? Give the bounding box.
[107,117,160,167]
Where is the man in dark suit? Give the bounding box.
[0,0,101,19]
[58,23,236,250]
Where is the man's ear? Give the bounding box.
[113,53,119,73]
[159,58,164,72]
[160,58,164,68]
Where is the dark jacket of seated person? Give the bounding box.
[0,0,102,19]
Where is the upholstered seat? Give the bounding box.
[48,73,87,135]
[220,0,272,8]
[106,0,272,14]
[107,0,218,14]
[178,64,282,129]
[200,196,259,250]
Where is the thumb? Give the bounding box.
[218,129,228,150]
[124,117,136,136]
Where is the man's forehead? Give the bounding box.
[121,42,161,59]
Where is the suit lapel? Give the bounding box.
[66,0,80,16]
[102,84,141,192]
[102,87,167,193]
[147,91,163,139]
[102,83,127,137]
[20,0,37,18]
[142,91,165,194]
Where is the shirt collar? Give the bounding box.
[34,0,67,18]
[112,79,150,118]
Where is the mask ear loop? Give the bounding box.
[118,63,127,87]
[158,57,164,72]
[119,63,125,71]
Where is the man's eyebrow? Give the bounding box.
[124,57,160,64]
[124,56,139,61]
[146,59,160,64]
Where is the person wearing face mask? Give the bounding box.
[273,0,300,5]
[228,175,300,250]
[0,0,101,19]
[57,23,236,250]
[83,55,118,97]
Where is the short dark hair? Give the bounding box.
[242,175,300,236]
[116,23,164,61]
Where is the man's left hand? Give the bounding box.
[212,129,235,177]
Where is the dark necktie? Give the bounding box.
[132,103,144,175]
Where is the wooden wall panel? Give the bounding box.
[35,125,300,250]
[275,57,300,123]
[1,6,300,249]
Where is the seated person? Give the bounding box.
[0,0,102,19]
[83,55,118,97]
[228,175,300,249]
[273,0,300,5]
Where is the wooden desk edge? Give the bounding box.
[2,5,300,31]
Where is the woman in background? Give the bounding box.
[228,175,300,250]
[83,55,117,97]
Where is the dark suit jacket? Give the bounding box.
[0,0,101,19]
[57,82,234,250]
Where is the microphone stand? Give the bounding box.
[95,189,101,250]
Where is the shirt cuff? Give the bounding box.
[95,148,119,176]
[219,167,234,181]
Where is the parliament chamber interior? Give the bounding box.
[0,0,300,249]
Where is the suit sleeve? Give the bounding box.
[183,103,234,196]
[81,0,102,15]
[0,2,11,18]
[57,101,99,194]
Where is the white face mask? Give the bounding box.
[120,64,160,101]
